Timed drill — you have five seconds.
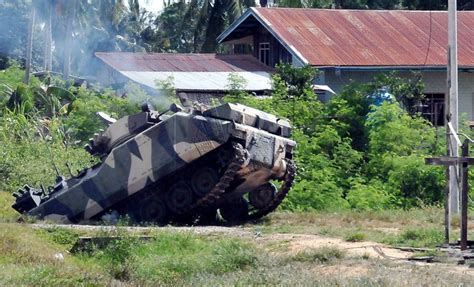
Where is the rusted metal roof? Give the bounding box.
[221,8,474,67]
[95,52,273,72]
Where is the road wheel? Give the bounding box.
[249,183,277,210]
[128,193,168,225]
[189,166,219,197]
[166,181,193,213]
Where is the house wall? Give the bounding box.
[94,65,129,89]
[320,70,474,120]
[252,27,292,67]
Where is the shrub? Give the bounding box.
[90,227,139,281]
[344,231,367,242]
[365,102,436,159]
[385,228,444,248]
[0,113,95,193]
[292,246,345,263]
[385,155,444,208]
[346,179,393,210]
[63,86,140,142]
[39,227,79,248]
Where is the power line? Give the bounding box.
[423,9,433,66]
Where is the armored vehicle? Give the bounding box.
[12,102,296,224]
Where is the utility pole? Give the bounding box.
[448,0,459,213]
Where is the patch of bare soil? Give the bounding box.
[32,223,411,259]
[263,233,411,259]
[31,222,474,279]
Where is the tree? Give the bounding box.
[0,1,32,69]
[142,1,196,53]
[23,9,35,84]
[274,63,316,100]
[182,0,255,52]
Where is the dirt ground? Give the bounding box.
[29,223,427,260]
[28,223,474,285]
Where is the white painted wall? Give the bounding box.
[320,70,474,120]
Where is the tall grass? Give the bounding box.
[0,110,95,193]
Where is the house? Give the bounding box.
[95,52,274,104]
[217,8,474,125]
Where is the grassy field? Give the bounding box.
[250,208,453,248]
[2,191,474,286]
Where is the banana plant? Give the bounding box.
[34,84,76,118]
[3,81,75,118]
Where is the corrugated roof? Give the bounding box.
[120,71,272,91]
[95,52,273,72]
[222,8,474,67]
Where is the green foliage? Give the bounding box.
[0,64,40,88]
[368,72,425,116]
[344,231,367,242]
[364,103,443,207]
[0,67,145,195]
[225,64,445,212]
[384,228,444,248]
[0,64,450,214]
[91,227,139,281]
[211,240,258,273]
[366,102,435,157]
[274,63,317,100]
[385,155,444,207]
[63,86,139,142]
[84,232,259,285]
[346,179,392,210]
[0,191,18,222]
[143,1,196,52]
[39,227,79,248]
[326,83,372,150]
[226,72,249,98]
[0,115,95,193]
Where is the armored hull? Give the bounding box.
[12,103,296,224]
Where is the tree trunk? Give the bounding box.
[23,9,36,84]
[44,1,52,72]
[62,0,77,78]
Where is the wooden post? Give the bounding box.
[448,0,459,214]
[426,155,474,247]
[461,139,469,250]
[445,166,451,244]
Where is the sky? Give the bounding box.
[139,0,165,14]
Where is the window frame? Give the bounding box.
[421,93,445,126]
[258,42,270,66]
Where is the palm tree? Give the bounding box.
[182,0,255,53]
[43,1,52,72]
[23,9,35,84]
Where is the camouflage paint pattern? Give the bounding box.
[29,112,233,223]
[14,103,296,224]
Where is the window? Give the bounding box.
[259,42,270,66]
[421,93,445,126]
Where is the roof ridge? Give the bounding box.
[253,7,471,13]
[95,52,221,56]
[222,7,474,67]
